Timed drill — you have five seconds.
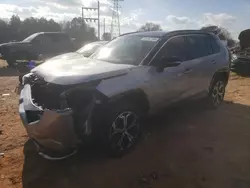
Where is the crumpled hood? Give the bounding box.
[49,52,84,60]
[31,56,135,85]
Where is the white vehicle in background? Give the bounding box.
[77,41,108,57]
[49,40,108,60]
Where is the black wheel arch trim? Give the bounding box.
[209,68,230,91]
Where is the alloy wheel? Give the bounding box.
[211,80,225,107]
[109,111,140,152]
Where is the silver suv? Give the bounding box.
[19,30,230,160]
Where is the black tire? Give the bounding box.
[102,101,142,157]
[19,74,26,84]
[6,58,16,68]
[206,76,226,108]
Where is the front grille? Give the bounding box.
[30,75,66,109]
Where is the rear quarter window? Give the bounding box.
[185,34,211,60]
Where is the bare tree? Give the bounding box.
[138,22,162,32]
[200,25,236,47]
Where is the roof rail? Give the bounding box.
[119,31,140,37]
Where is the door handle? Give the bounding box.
[212,60,217,64]
[183,68,192,74]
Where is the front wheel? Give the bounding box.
[6,58,16,68]
[207,78,226,108]
[104,102,142,157]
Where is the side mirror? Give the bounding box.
[156,56,181,72]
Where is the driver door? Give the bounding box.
[146,35,192,111]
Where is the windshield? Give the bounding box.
[90,35,159,65]
[76,42,104,56]
[22,33,39,42]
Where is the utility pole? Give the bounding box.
[101,19,112,40]
[110,0,124,39]
[82,7,84,25]
[103,18,106,34]
[97,1,100,40]
[82,1,100,40]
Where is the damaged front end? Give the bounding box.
[19,73,107,160]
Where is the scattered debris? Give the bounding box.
[0,174,5,179]
[0,153,4,157]
[225,101,234,104]
[2,93,10,97]
[9,176,21,185]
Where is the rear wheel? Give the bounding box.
[207,77,226,108]
[6,58,16,68]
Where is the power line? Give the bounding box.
[82,1,100,40]
[110,0,124,39]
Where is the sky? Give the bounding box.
[0,0,249,39]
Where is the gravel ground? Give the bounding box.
[1,62,250,188]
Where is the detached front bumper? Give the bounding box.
[19,84,80,160]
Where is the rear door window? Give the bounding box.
[33,34,52,46]
[158,36,188,61]
[185,35,210,60]
[206,35,221,54]
[49,34,60,43]
[45,33,69,44]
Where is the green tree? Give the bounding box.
[62,17,97,49]
[0,19,9,43]
[8,15,22,41]
[0,15,98,48]
[102,32,111,41]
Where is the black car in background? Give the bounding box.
[0,32,76,67]
[231,29,250,75]
[17,40,108,84]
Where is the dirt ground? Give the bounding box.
[1,61,250,188]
